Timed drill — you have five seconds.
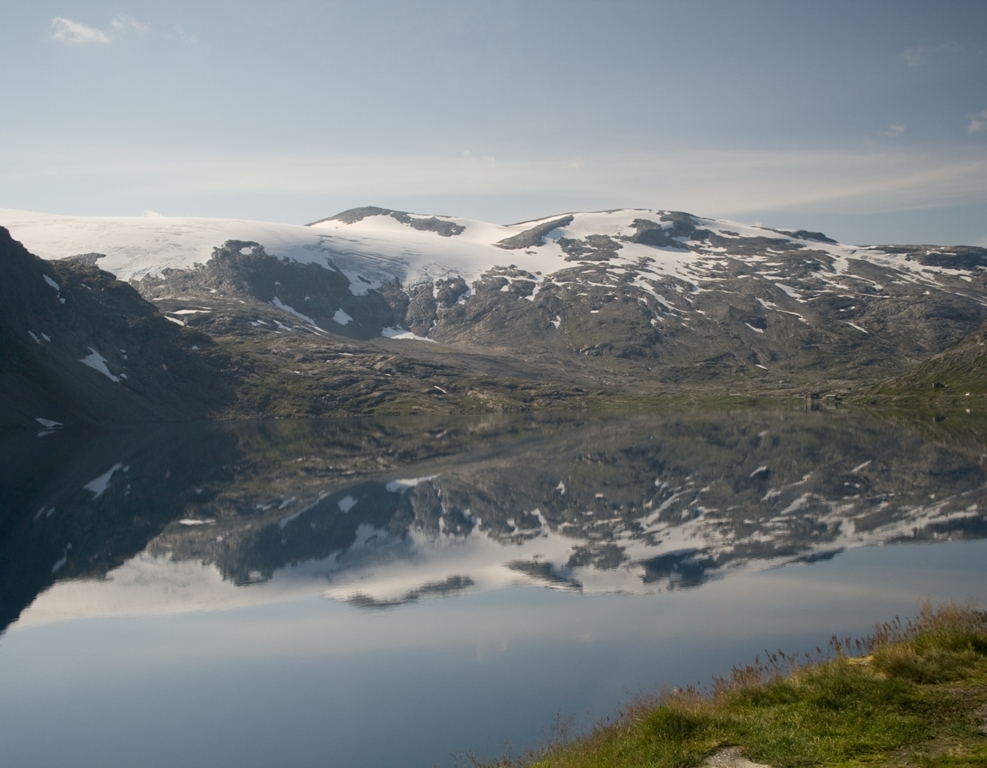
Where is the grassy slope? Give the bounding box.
[483,605,987,768]
[867,322,987,404]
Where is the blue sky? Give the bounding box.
[2,1,986,244]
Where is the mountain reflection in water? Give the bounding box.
[3,408,986,632]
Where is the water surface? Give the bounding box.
[1,408,985,767]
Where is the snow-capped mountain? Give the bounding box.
[5,205,985,302]
[2,206,986,426]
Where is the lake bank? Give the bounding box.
[482,603,987,768]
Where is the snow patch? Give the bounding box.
[272,296,320,328]
[278,508,307,530]
[338,495,358,513]
[381,326,437,343]
[333,309,353,325]
[341,270,382,296]
[51,544,71,575]
[773,283,803,301]
[84,463,123,498]
[386,475,439,493]
[778,493,812,516]
[79,348,120,382]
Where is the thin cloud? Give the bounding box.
[110,16,150,36]
[969,111,987,134]
[50,17,111,45]
[167,25,199,45]
[175,25,198,45]
[49,15,150,46]
[899,43,962,67]
[880,124,906,139]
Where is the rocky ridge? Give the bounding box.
[2,206,987,425]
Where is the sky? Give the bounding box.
[2,0,986,245]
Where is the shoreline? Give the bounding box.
[478,603,987,768]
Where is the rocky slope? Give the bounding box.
[2,207,986,421]
[0,228,235,430]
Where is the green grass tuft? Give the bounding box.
[477,603,987,768]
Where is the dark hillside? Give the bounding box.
[0,228,234,430]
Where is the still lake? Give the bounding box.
[2,408,986,767]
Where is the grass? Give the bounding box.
[472,604,987,768]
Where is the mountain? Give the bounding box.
[2,206,986,421]
[0,227,235,430]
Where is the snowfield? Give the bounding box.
[1,206,965,294]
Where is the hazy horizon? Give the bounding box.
[3,1,986,246]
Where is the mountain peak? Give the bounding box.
[2,205,986,424]
[309,206,466,237]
